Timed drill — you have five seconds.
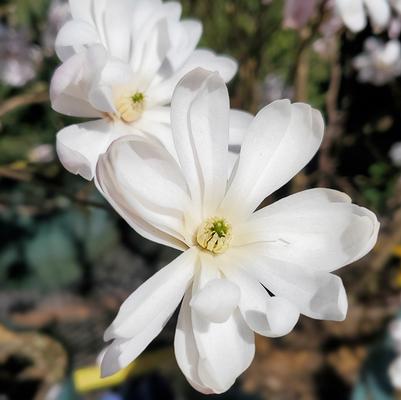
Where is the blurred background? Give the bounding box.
[1,0,401,399]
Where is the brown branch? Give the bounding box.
[0,90,49,119]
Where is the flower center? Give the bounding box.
[116,91,145,123]
[196,217,232,254]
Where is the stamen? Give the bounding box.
[116,91,145,123]
[197,216,232,254]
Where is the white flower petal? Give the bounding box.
[101,316,167,377]
[364,0,391,32]
[222,265,299,337]
[336,0,366,33]
[50,48,106,118]
[174,290,214,394]
[165,20,202,71]
[171,68,230,215]
[190,279,240,323]
[88,59,135,113]
[104,248,197,342]
[96,135,190,250]
[55,20,99,61]
[190,256,255,394]
[56,119,118,180]
[234,188,379,272]
[238,247,348,321]
[148,50,238,106]
[222,100,324,221]
[229,109,254,148]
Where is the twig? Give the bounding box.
[0,90,49,119]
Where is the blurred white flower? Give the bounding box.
[389,319,401,389]
[336,0,391,33]
[42,0,71,55]
[50,0,238,181]
[0,24,42,87]
[353,38,401,85]
[28,144,55,164]
[390,142,401,167]
[96,69,379,394]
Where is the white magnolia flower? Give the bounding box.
[336,0,392,32]
[353,38,401,86]
[96,69,379,394]
[50,0,238,180]
[0,24,42,87]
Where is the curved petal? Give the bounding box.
[147,49,238,106]
[96,135,190,250]
[170,68,230,216]
[56,119,118,180]
[234,189,379,272]
[104,248,197,342]
[55,20,100,61]
[222,264,299,337]
[336,0,366,33]
[229,109,254,148]
[222,101,324,221]
[190,279,240,323]
[174,290,214,394]
[50,45,107,118]
[364,0,391,32]
[165,20,202,71]
[88,59,135,113]
[191,256,255,394]
[102,316,167,377]
[234,246,348,321]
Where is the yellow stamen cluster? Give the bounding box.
[197,217,232,254]
[116,92,145,123]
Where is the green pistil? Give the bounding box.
[212,220,229,238]
[131,92,145,104]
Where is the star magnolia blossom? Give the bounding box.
[96,69,379,394]
[336,0,401,33]
[353,38,401,86]
[50,0,238,180]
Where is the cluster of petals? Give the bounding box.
[389,319,401,389]
[353,38,401,86]
[50,0,238,180]
[96,68,379,394]
[336,0,401,33]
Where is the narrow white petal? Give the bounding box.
[222,264,299,337]
[147,50,237,106]
[55,20,100,61]
[96,135,191,249]
[104,248,197,341]
[190,279,240,323]
[88,59,135,113]
[174,290,214,394]
[171,68,230,215]
[229,109,254,148]
[56,120,118,180]
[234,188,379,272]
[236,247,348,321]
[190,256,255,394]
[222,101,324,221]
[50,48,106,118]
[336,0,366,32]
[102,316,167,377]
